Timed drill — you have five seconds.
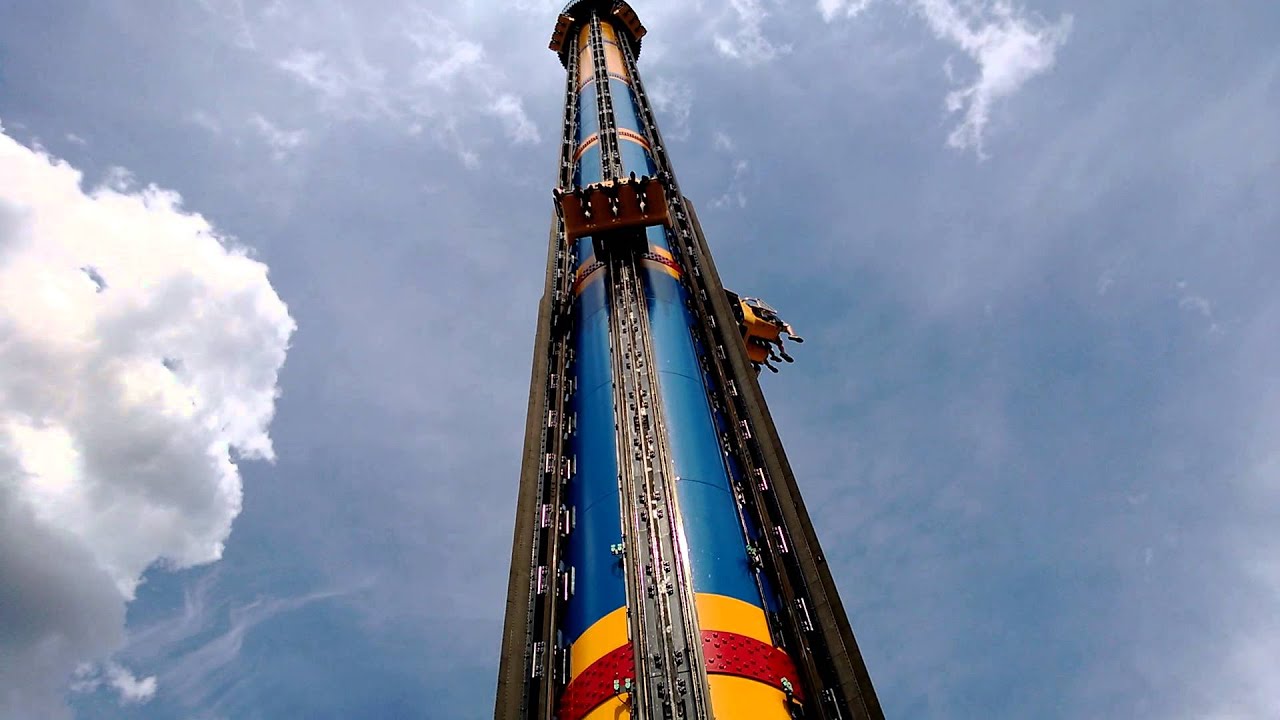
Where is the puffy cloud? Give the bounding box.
[0,125,294,717]
[913,0,1072,155]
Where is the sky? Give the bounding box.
[0,0,1277,718]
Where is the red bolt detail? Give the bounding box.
[559,631,805,720]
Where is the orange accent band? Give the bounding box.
[574,135,600,162]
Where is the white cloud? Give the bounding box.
[709,131,750,208]
[489,94,540,145]
[646,76,694,142]
[0,125,294,717]
[249,113,308,160]
[712,159,751,209]
[108,663,159,704]
[157,593,326,706]
[817,0,874,22]
[187,111,223,136]
[714,0,791,65]
[269,10,541,166]
[1176,280,1223,334]
[277,49,344,97]
[912,0,1072,156]
[118,571,365,711]
[276,48,385,109]
[72,662,158,704]
[407,27,484,91]
[817,0,1071,156]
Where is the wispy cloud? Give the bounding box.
[818,0,1071,156]
[817,0,874,22]
[276,49,369,103]
[712,159,750,209]
[249,113,307,160]
[187,111,224,135]
[914,0,1072,156]
[1176,280,1223,334]
[120,570,368,711]
[266,8,540,165]
[161,588,356,707]
[72,662,157,705]
[714,0,791,65]
[710,132,751,209]
[489,93,540,145]
[646,76,694,143]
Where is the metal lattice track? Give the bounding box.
[589,13,623,180]
[614,28,862,720]
[522,34,585,720]
[608,250,713,720]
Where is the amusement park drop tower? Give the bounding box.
[495,2,884,718]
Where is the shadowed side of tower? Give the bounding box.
[496,3,883,719]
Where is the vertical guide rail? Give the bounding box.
[608,247,712,720]
[629,248,716,720]
[496,34,582,720]
[607,251,663,719]
[616,28,884,720]
[558,32,581,190]
[589,12,623,180]
[686,203,884,720]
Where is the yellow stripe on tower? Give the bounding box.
[642,259,681,281]
[577,24,593,88]
[578,47,594,88]
[568,606,629,679]
[604,44,628,81]
[709,675,792,720]
[568,595,793,719]
[694,593,772,643]
[696,593,792,719]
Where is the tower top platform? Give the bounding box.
[549,0,646,64]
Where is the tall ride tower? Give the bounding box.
[496,3,883,719]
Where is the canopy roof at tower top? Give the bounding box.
[549,0,646,64]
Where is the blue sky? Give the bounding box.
[1,0,1277,718]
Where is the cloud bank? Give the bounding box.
[0,125,294,717]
